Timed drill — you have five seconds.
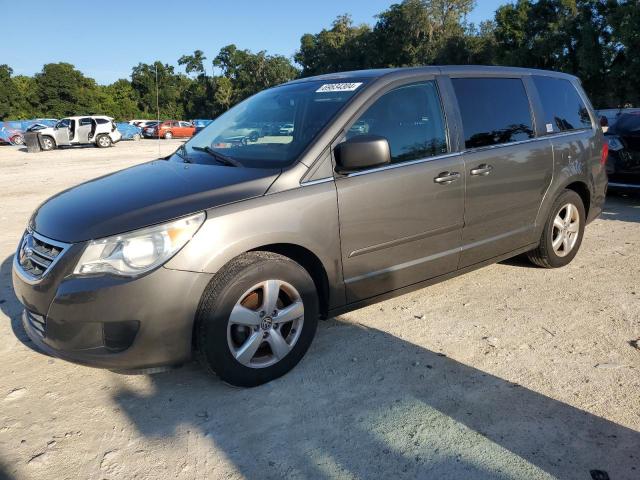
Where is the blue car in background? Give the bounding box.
[192,119,214,134]
[116,122,142,140]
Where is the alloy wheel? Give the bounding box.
[551,203,580,257]
[226,280,304,368]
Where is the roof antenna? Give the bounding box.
[155,63,161,158]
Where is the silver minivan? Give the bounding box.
[13,66,608,386]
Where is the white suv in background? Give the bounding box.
[37,116,122,150]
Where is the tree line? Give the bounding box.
[1,0,638,121]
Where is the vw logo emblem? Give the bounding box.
[260,316,273,331]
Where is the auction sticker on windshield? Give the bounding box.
[316,82,363,93]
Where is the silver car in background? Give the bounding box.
[36,115,122,150]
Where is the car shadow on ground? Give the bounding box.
[110,318,639,479]
[1,195,639,478]
[0,458,16,480]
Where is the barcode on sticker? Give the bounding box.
[546,123,554,133]
[316,82,363,93]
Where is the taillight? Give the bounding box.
[600,142,609,166]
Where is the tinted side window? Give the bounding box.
[533,76,592,133]
[96,118,109,124]
[346,81,448,164]
[79,117,93,126]
[452,78,534,149]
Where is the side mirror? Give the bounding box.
[334,135,391,173]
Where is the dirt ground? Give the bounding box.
[0,140,639,480]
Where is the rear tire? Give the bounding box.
[96,134,112,148]
[40,136,55,151]
[527,189,585,268]
[132,133,141,141]
[196,252,319,387]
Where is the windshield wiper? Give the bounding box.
[191,146,242,167]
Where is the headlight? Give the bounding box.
[73,212,205,276]
[606,136,624,151]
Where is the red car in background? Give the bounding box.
[142,120,195,139]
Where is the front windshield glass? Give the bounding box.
[183,79,367,168]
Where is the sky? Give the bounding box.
[1,0,505,85]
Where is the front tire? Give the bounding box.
[11,135,24,145]
[164,131,173,139]
[96,134,112,148]
[527,189,586,268]
[40,135,56,151]
[196,252,319,387]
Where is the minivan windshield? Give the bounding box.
[182,79,367,168]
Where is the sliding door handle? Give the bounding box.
[470,164,493,176]
[434,172,461,184]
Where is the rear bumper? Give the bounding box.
[13,257,213,370]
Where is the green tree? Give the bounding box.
[34,63,102,117]
[178,50,207,77]
[131,61,186,119]
[295,15,372,76]
[0,65,22,119]
[608,0,640,106]
[98,79,142,120]
[10,75,39,118]
[214,44,298,103]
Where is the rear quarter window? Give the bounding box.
[452,77,534,149]
[532,76,592,133]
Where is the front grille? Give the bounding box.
[25,310,46,338]
[17,230,70,281]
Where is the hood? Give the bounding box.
[35,126,56,135]
[30,158,280,243]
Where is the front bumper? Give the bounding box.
[13,248,212,370]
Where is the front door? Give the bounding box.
[451,77,554,268]
[335,80,465,303]
[53,119,71,146]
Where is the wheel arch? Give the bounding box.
[249,243,331,319]
[564,180,591,219]
[535,175,592,239]
[190,243,333,351]
[40,134,56,149]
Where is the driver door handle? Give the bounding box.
[470,164,493,176]
[434,171,461,184]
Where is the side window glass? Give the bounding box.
[79,118,92,126]
[345,81,448,164]
[452,77,534,149]
[532,76,592,133]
